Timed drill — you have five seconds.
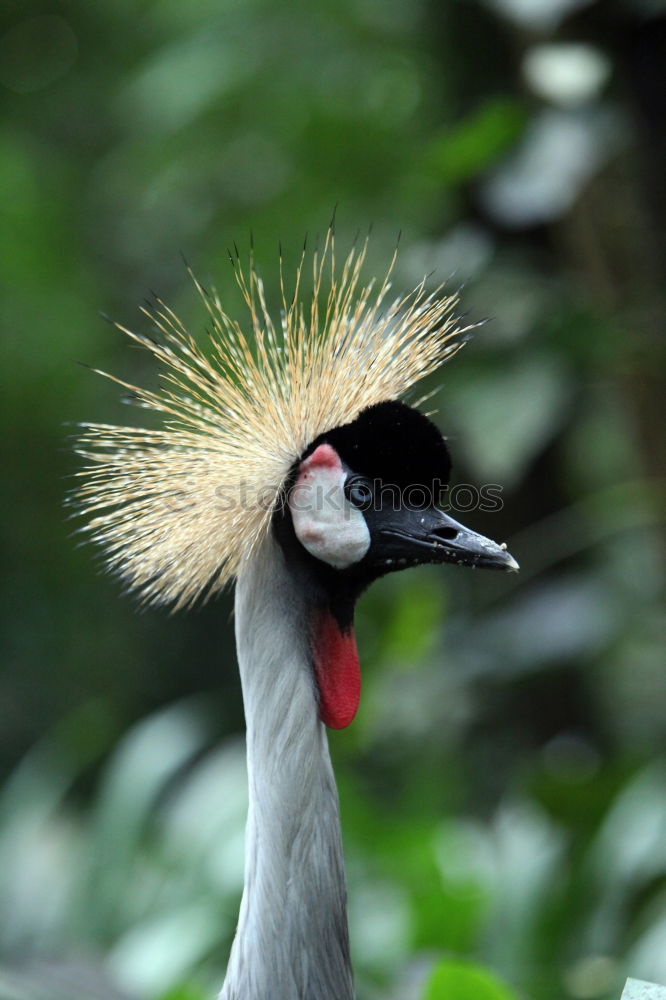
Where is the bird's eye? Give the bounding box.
[345,476,373,509]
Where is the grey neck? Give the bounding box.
[219,534,354,1000]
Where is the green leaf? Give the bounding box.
[382,575,447,665]
[427,98,527,185]
[159,986,209,1000]
[423,959,518,1000]
[447,357,571,487]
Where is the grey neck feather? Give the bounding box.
[219,533,354,1000]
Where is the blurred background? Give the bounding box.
[1,0,665,998]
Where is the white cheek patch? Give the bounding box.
[289,444,371,569]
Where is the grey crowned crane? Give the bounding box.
[74,232,518,1000]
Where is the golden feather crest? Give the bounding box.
[73,233,467,609]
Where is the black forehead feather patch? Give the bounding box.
[306,400,451,491]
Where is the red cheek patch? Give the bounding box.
[300,443,341,474]
[311,608,361,730]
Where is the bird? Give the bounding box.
[73,229,518,1000]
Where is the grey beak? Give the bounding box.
[377,507,519,572]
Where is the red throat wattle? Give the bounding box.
[311,608,361,729]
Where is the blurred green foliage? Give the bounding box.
[1,0,665,998]
[423,959,517,1000]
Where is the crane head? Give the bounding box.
[284,400,517,580]
[273,400,518,730]
[280,399,517,584]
